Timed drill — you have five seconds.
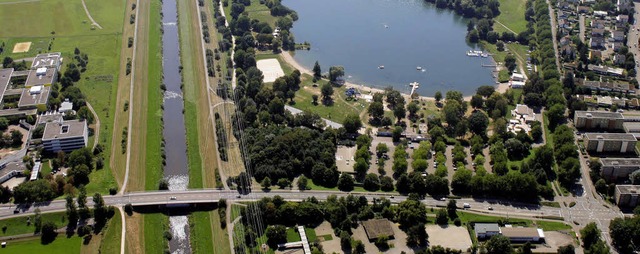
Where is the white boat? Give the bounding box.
[384,25,389,28]
[481,53,489,58]
[378,65,384,69]
[466,50,480,57]
[416,66,422,70]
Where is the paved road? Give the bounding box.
[628,2,640,82]
[2,189,565,221]
[579,14,585,43]
[547,0,562,74]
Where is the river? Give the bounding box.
[283,0,497,96]
[161,0,191,252]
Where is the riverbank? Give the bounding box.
[281,51,511,101]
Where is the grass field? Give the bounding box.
[0,235,82,253]
[245,0,276,27]
[144,213,168,254]
[285,227,317,242]
[177,0,206,189]
[494,0,527,34]
[456,211,571,232]
[290,74,368,124]
[0,212,67,237]
[189,211,214,254]
[0,0,123,38]
[98,209,122,254]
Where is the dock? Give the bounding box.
[410,82,419,97]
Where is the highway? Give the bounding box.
[1,189,566,221]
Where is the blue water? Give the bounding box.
[283,0,497,96]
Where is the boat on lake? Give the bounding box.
[378,65,385,69]
[416,66,422,70]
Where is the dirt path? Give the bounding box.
[86,102,100,151]
[495,20,517,34]
[0,0,40,5]
[81,0,103,29]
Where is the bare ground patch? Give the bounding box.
[425,225,473,252]
[12,42,31,53]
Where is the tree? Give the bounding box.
[392,126,403,142]
[406,223,428,247]
[547,104,566,129]
[41,221,58,244]
[265,224,287,248]
[353,240,366,254]
[313,61,322,80]
[496,41,505,51]
[368,102,384,122]
[407,101,420,119]
[486,235,513,254]
[261,177,272,190]
[522,242,533,254]
[320,83,333,103]
[93,193,108,230]
[393,104,406,122]
[328,66,345,84]
[0,118,8,131]
[505,54,517,73]
[447,200,457,218]
[435,209,448,225]
[344,113,362,133]
[297,176,308,190]
[412,159,428,172]
[363,173,380,191]
[376,143,388,158]
[470,94,484,109]
[380,176,394,191]
[396,199,428,229]
[277,178,291,189]
[311,94,318,105]
[434,91,442,105]
[581,222,601,250]
[468,111,489,135]
[337,173,355,191]
[557,245,575,254]
[66,195,78,228]
[340,231,352,251]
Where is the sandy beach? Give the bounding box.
[281,51,510,102]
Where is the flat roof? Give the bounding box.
[362,219,394,240]
[500,227,542,239]
[25,68,56,87]
[18,86,50,108]
[616,185,640,194]
[600,157,640,167]
[576,110,624,119]
[0,68,13,102]
[42,120,86,141]
[475,223,500,234]
[584,133,637,141]
[31,52,61,69]
[624,122,640,132]
[30,161,41,181]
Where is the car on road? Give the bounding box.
[463,203,471,209]
[439,197,446,201]
[236,195,241,198]
[169,196,177,200]
[13,208,19,214]
[488,207,493,210]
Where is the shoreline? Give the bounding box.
[280,51,510,102]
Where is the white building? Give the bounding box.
[41,119,88,152]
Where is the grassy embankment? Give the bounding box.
[0,235,82,254]
[0,0,125,194]
[493,0,528,34]
[0,212,66,236]
[97,209,122,254]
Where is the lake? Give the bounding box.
[283,0,497,96]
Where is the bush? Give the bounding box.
[109,187,117,195]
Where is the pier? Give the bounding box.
[410,82,419,97]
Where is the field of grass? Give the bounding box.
[98,210,122,254]
[210,208,231,253]
[494,0,527,34]
[189,212,214,253]
[0,0,122,38]
[177,0,206,189]
[0,212,67,237]
[143,0,164,191]
[290,74,368,124]
[456,211,571,232]
[245,0,276,27]
[144,213,168,254]
[0,235,82,254]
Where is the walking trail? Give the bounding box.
[81,0,103,29]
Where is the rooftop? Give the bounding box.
[18,85,50,108]
[500,227,543,239]
[41,120,86,141]
[600,157,640,167]
[616,185,640,194]
[474,223,500,234]
[25,67,56,87]
[0,68,13,101]
[31,52,61,69]
[575,110,623,119]
[361,219,394,240]
[624,122,640,132]
[584,132,637,141]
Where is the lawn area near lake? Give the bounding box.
[494,0,528,34]
[0,235,82,254]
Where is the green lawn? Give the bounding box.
[0,212,67,237]
[456,211,571,232]
[306,178,396,193]
[245,0,276,27]
[289,74,368,124]
[0,235,82,253]
[99,210,122,254]
[189,212,214,253]
[144,0,164,191]
[284,227,316,242]
[494,0,528,34]
[0,0,123,38]
[177,0,204,189]
[144,213,168,254]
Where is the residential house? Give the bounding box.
[590,37,605,48]
[617,14,629,24]
[574,111,624,130]
[617,0,633,11]
[557,1,572,10]
[475,223,501,239]
[42,119,88,152]
[599,158,640,182]
[594,10,608,17]
[561,45,575,58]
[560,36,572,46]
[614,54,626,65]
[511,73,526,81]
[500,227,545,243]
[611,30,625,42]
[616,185,640,207]
[584,133,637,153]
[582,0,596,4]
[557,10,569,19]
[589,50,602,60]
[511,104,536,123]
[612,42,625,52]
[577,5,590,13]
[591,28,605,37]
[558,18,571,29]
[587,64,624,76]
[591,19,606,29]
[629,98,640,109]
